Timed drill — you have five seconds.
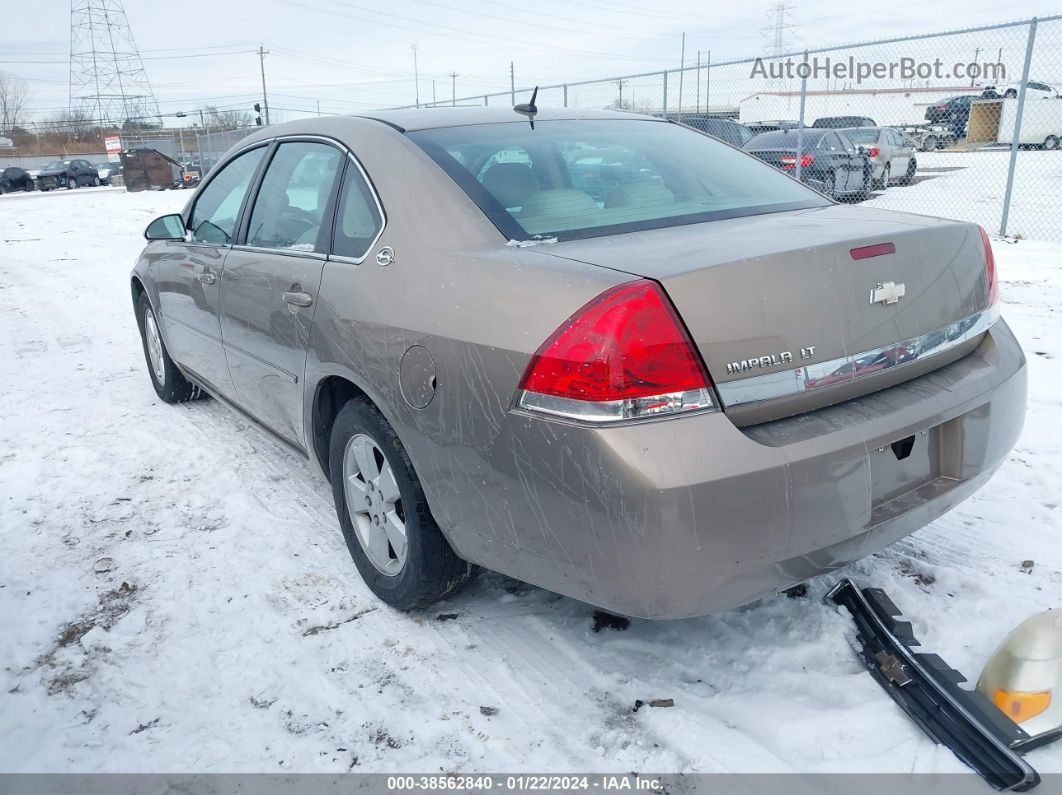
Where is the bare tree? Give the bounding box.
[0,72,29,133]
[40,109,96,141]
[204,105,253,130]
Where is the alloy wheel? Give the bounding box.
[143,308,166,383]
[342,433,407,575]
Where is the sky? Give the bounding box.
[2,0,1061,127]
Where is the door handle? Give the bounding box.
[197,271,217,285]
[283,290,313,308]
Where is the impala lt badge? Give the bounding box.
[871,281,906,305]
[726,345,816,375]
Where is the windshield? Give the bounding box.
[409,120,826,241]
[44,161,71,170]
[842,129,880,144]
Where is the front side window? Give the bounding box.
[246,141,343,252]
[189,147,266,245]
[410,120,826,241]
[332,162,383,260]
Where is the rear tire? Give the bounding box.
[874,163,890,190]
[1043,135,1059,151]
[899,158,917,185]
[92,175,100,187]
[921,135,937,152]
[329,397,473,611]
[821,170,836,199]
[136,293,204,403]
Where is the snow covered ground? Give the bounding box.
[864,148,1062,243]
[1,179,1061,776]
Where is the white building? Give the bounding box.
[738,85,980,126]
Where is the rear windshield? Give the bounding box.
[409,119,827,242]
[744,129,827,149]
[842,129,880,144]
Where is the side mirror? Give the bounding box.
[145,214,187,241]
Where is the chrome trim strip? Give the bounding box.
[715,305,1000,409]
[515,388,715,424]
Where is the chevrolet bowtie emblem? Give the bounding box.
[870,281,906,305]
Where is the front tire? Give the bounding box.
[92,175,100,187]
[66,177,77,190]
[136,294,204,403]
[1043,135,1059,151]
[329,397,473,611]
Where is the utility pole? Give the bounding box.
[705,49,711,115]
[258,44,270,125]
[971,47,981,86]
[510,61,515,104]
[412,44,420,107]
[677,33,686,120]
[449,71,458,106]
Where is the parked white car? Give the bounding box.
[839,126,918,189]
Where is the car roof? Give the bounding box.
[349,106,658,132]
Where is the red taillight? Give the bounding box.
[868,147,880,159]
[779,154,815,171]
[517,280,715,422]
[980,226,999,305]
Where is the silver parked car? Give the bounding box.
[841,126,918,189]
[131,108,1025,619]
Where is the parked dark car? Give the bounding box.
[925,95,978,125]
[681,117,754,147]
[743,128,871,200]
[745,119,800,135]
[93,161,122,185]
[0,166,35,193]
[812,116,877,129]
[36,159,99,191]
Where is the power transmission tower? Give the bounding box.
[762,2,795,58]
[68,0,159,132]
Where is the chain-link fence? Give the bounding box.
[123,127,259,175]
[398,15,1062,242]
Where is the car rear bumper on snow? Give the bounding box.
[425,318,1026,619]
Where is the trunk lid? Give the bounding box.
[533,205,992,424]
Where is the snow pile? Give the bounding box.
[0,186,1060,774]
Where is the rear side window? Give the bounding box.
[246,141,343,252]
[410,120,826,241]
[332,162,383,260]
[189,147,266,245]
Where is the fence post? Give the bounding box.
[795,51,809,183]
[1000,18,1038,237]
[662,71,669,119]
[484,95,489,106]
[563,84,568,107]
